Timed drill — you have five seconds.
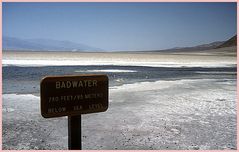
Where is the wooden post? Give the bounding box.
[68,115,82,150]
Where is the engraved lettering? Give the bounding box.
[78,81,83,87]
[61,82,66,88]
[84,80,88,86]
[72,81,78,88]
[56,81,61,89]
[85,93,103,99]
[73,105,82,111]
[77,94,83,100]
[55,80,98,89]
[66,81,71,88]
[48,96,59,102]
[48,107,66,113]
[89,103,104,110]
[93,80,97,87]
[41,75,108,118]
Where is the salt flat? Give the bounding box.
[2,79,236,150]
[2,46,236,67]
[2,47,237,150]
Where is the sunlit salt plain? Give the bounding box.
[2,48,237,150]
[3,78,236,150]
[2,49,236,68]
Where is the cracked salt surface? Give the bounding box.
[2,78,236,150]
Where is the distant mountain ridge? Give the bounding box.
[142,35,236,53]
[3,35,237,52]
[165,41,225,52]
[217,35,237,48]
[140,41,224,53]
[3,36,101,51]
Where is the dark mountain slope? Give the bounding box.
[217,35,237,48]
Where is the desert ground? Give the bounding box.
[2,46,237,150]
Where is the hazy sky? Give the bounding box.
[3,2,237,51]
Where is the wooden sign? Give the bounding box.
[40,74,108,118]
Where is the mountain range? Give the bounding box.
[145,35,237,53]
[2,35,237,52]
[3,36,101,51]
[216,35,237,48]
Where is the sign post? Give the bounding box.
[40,74,108,150]
[68,115,82,150]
